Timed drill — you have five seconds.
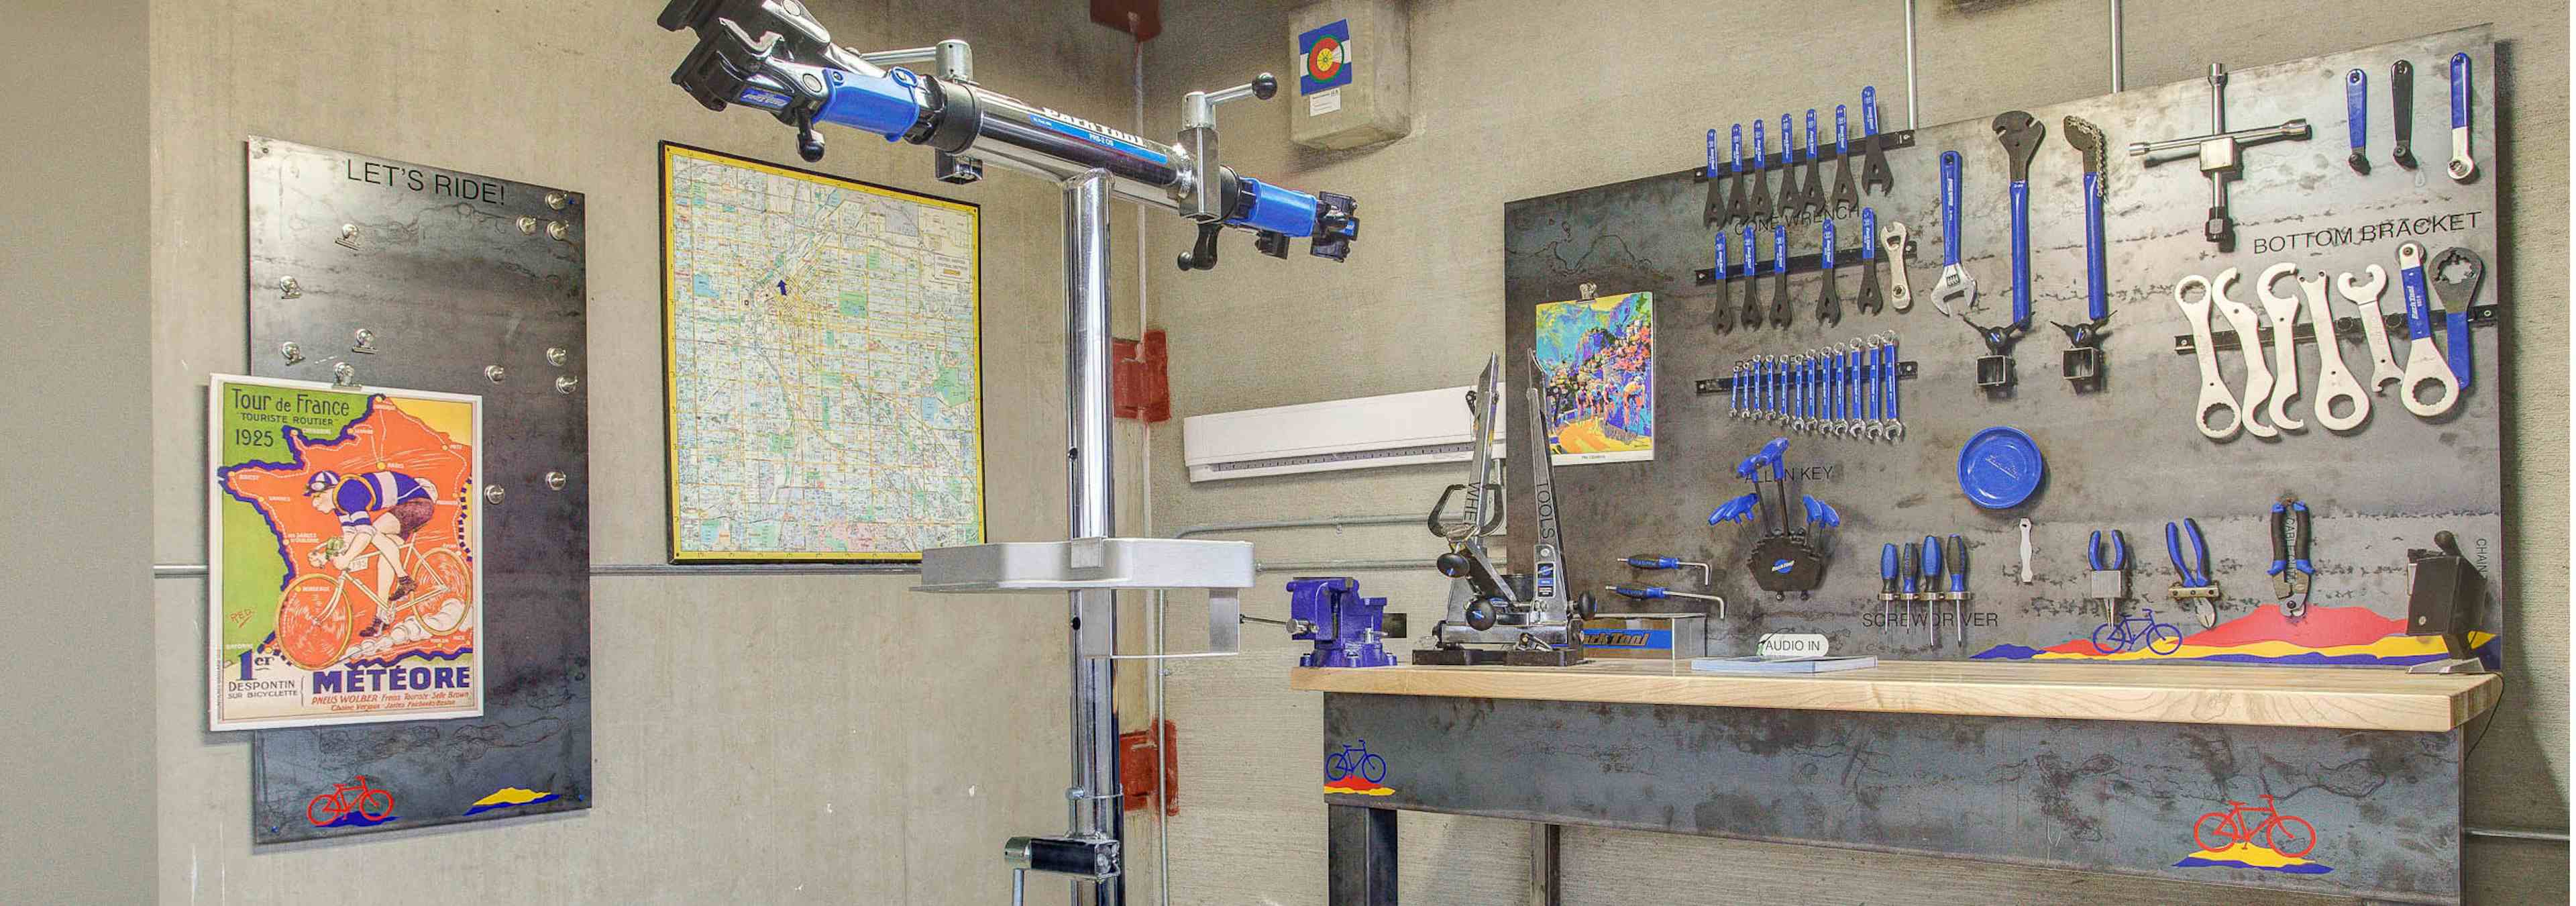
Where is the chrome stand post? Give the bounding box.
[1063,168,1125,906]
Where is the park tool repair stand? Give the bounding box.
[654,3,1362,903]
[1420,355,1591,666]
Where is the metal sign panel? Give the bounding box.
[244,136,590,842]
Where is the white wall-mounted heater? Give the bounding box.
[1181,387,1505,483]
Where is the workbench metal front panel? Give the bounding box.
[246,136,591,842]
[1326,693,2464,903]
[1499,27,2504,666]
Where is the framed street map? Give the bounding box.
[660,142,985,562]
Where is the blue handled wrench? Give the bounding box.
[1930,150,1975,315]
[2345,69,2369,174]
[1968,111,2044,390]
[2054,117,2111,387]
[2448,52,2477,181]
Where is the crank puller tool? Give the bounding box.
[2390,60,2418,169]
[1703,129,1729,227]
[1750,119,1774,225]
[1622,555,1711,587]
[2086,529,2129,621]
[1776,114,1801,222]
[1605,585,1727,620]
[2267,497,2314,617]
[2394,242,2460,417]
[2447,52,2477,181]
[1739,225,1764,330]
[1712,232,1735,334]
[1769,223,1794,329]
[1931,150,1976,316]
[2345,69,2370,174]
[1859,86,1894,195]
[1856,208,1885,314]
[2055,116,2111,388]
[1831,105,1861,216]
[2337,266,2404,395]
[2430,246,2485,391]
[1817,218,1842,325]
[1882,220,1913,311]
[2164,517,2220,628]
[1726,123,1752,226]
[1967,112,2043,390]
[1920,536,1943,644]
[1799,109,1827,221]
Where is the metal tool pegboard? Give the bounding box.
[1501,26,2504,665]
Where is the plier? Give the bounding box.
[2164,518,2219,627]
[2086,530,2129,621]
[2268,499,2315,616]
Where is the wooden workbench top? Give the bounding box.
[1289,659,2501,732]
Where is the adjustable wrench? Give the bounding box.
[2344,69,2370,174]
[1817,217,1841,325]
[1930,151,1976,315]
[1799,109,1827,221]
[1750,120,1774,225]
[1711,232,1735,334]
[1859,86,1894,195]
[2054,116,2112,385]
[1703,129,1729,228]
[2337,266,2404,394]
[2448,52,2477,182]
[2173,273,2243,441]
[1768,223,1793,329]
[2302,270,2370,432]
[2209,268,2278,438]
[1855,208,1884,315]
[2254,263,2306,432]
[1882,220,1914,311]
[2390,60,2418,169]
[1776,114,1801,221]
[2430,246,2485,389]
[2394,242,2461,417]
[1726,124,1752,226]
[1738,225,1764,330]
[1831,105,1861,217]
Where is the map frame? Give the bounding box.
[659,142,987,563]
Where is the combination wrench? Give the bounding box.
[1768,223,1794,329]
[2209,268,2278,438]
[1882,220,1915,311]
[2336,265,2404,394]
[1930,151,1976,315]
[1855,208,1885,314]
[2448,52,2477,182]
[2173,272,2243,441]
[2302,270,2371,432]
[1817,217,1841,325]
[2431,246,2485,389]
[1831,105,1860,216]
[2255,263,2307,432]
[1859,86,1894,195]
[2394,242,2461,417]
[1711,232,1735,334]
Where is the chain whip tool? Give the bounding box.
[2208,268,2279,438]
[2055,116,2111,387]
[2337,265,2404,395]
[2302,269,2371,432]
[2255,263,2307,432]
[2394,242,2460,417]
[2171,273,2243,440]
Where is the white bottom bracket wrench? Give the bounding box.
[2302,270,2371,431]
[2337,265,2404,394]
[2255,263,2306,432]
[2207,268,2277,438]
[2173,274,2243,440]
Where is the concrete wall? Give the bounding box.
[1,0,157,902]
[1140,0,2568,903]
[148,1,1157,902]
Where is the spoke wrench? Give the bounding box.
[2337,265,2404,394]
[1711,232,1735,334]
[2344,68,2369,174]
[2054,116,2111,387]
[1859,86,1894,195]
[1768,224,1794,328]
[1831,105,1861,217]
[1799,109,1827,221]
[2448,52,2477,182]
[1930,151,1976,316]
[2390,60,2418,169]
[1817,217,1841,325]
[2430,246,2485,390]
[2267,497,2314,617]
[1855,208,1884,314]
[2394,242,2461,417]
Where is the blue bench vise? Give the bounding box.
[1288,577,1405,668]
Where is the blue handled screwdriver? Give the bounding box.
[1878,543,1901,627]
[1921,536,1943,644]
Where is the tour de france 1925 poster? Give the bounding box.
[207,374,483,731]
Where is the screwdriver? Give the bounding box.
[1921,536,1943,645]
[1878,543,1900,627]
[1605,585,1727,620]
[1897,542,1919,634]
[1621,555,1713,587]
[1945,533,1970,642]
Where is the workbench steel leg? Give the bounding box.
[1329,805,1397,905]
[1530,822,1562,906]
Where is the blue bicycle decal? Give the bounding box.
[1325,740,1387,784]
[2092,608,2185,655]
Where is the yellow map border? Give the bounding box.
[658,142,985,562]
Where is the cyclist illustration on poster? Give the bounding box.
[1534,292,1655,465]
[207,374,483,730]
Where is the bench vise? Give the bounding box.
[1288,577,1403,668]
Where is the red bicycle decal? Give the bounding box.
[2192,794,2316,858]
[307,774,394,826]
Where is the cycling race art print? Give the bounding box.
[1534,292,1655,464]
[208,374,483,730]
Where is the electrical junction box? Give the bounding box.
[1289,0,1410,150]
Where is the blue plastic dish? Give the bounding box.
[1957,426,2044,509]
